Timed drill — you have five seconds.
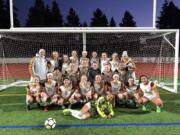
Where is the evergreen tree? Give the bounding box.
[82,22,88,27]
[119,10,136,27]
[0,0,7,28]
[44,5,52,27]
[51,0,63,27]
[157,0,179,29]
[90,8,108,27]
[109,17,116,27]
[26,0,46,27]
[66,8,80,27]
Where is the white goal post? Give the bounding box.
[0,28,179,93]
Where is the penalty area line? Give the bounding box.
[1,122,180,128]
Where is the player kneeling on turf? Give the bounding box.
[26,77,41,110]
[58,77,74,109]
[63,96,114,120]
[41,73,59,112]
[125,77,139,107]
[137,75,163,113]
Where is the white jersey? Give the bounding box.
[111,81,122,95]
[44,80,57,97]
[32,56,48,80]
[110,61,119,72]
[60,86,72,98]
[140,81,156,100]
[79,82,91,95]
[94,83,103,95]
[62,63,69,75]
[126,85,137,95]
[100,59,109,73]
[28,84,40,95]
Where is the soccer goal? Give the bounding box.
[0,28,179,93]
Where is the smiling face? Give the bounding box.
[128,77,135,86]
[52,51,59,60]
[95,75,102,83]
[63,54,69,62]
[47,73,53,82]
[39,49,45,57]
[113,74,119,81]
[140,76,148,85]
[72,50,77,57]
[81,75,88,82]
[92,51,97,58]
[82,51,87,57]
[32,77,40,86]
[101,52,107,59]
[64,79,70,86]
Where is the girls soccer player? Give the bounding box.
[121,51,136,81]
[58,77,74,109]
[61,54,70,75]
[41,73,59,112]
[26,77,41,110]
[79,74,94,102]
[93,74,104,100]
[90,51,100,68]
[137,75,163,113]
[63,96,114,120]
[101,62,113,83]
[100,52,109,73]
[110,52,119,72]
[111,74,128,106]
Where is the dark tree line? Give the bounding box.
[0,0,20,28]
[0,0,180,28]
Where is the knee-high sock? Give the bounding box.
[69,109,86,119]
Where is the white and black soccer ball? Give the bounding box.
[44,118,56,129]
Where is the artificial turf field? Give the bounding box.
[0,86,180,135]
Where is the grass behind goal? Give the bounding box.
[0,86,180,135]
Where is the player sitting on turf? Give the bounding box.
[110,52,119,72]
[63,96,114,120]
[125,77,139,107]
[58,77,74,109]
[111,74,128,106]
[121,51,136,82]
[137,75,163,113]
[93,74,104,100]
[41,73,59,112]
[79,74,94,102]
[26,77,41,110]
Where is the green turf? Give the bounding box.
[0,87,180,135]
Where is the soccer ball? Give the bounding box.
[44,118,56,129]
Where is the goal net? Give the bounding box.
[0,29,179,93]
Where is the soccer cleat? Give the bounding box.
[63,109,71,115]
[142,105,147,111]
[44,107,48,112]
[156,106,161,113]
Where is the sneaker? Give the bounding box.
[142,105,147,111]
[63,109,71,115]
[26,105,31,111]
[44,107,48,112]
[156,106,161,113]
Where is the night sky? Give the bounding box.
[14,0,180,27]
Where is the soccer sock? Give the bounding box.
[156,106,161,113]
[69,109,86,119]
[142,105,147,111]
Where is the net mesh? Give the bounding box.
[0,31,177,92]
